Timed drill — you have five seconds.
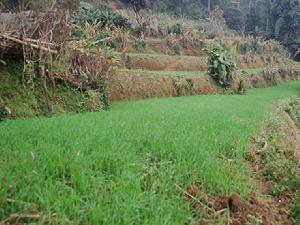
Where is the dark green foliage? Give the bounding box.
[245,1,271,37]
[125,55,133,69]
[243,0,300,58]
[270,0,300,59]
[224,7,244,32]
[173,44,181,55]
[238,79,246,94]
[245,7,261,37]
[167,23,182,35]
[120,0,146,13]
[133,39,146,50]
[71,2,131,30]
[153,0,208,19]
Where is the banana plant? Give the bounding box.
[205,43,241,89]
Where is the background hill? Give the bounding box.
[1,0,299,59]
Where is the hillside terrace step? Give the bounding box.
[117,53,289,71]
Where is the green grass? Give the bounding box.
[1,81,300,224]
[118,68,266,77]
[121,52,208,61]
[244,68,264,75]
[117,69,207,77]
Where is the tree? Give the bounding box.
[270,0,300,60]
[245,6,261,37]
[245,0,271,37]
[121,0,146,23]
[121,0,147,38]
[224,7,244,33]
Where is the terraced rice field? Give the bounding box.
[117,68,266,78]
[1,81,300,224]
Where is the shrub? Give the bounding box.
[125,55,133,69]
[173,44,181,55]
[238,79,246,94]
[167,23,182,35]
[172,78,194,96]
[133,39,146,50]
[71,2,131,30]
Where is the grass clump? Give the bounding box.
[133,39,147,50]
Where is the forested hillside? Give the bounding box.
[119,0,300,60]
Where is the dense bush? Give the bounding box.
[71,2,131,30]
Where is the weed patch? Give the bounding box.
[248,99,300,223]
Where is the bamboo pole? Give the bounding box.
[0,32,58,54]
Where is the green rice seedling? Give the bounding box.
[1,81,300,224]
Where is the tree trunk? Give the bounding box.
[39,60,52,115]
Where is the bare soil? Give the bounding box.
[186,185,293,225]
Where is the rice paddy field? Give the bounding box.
[1,81,300,224]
